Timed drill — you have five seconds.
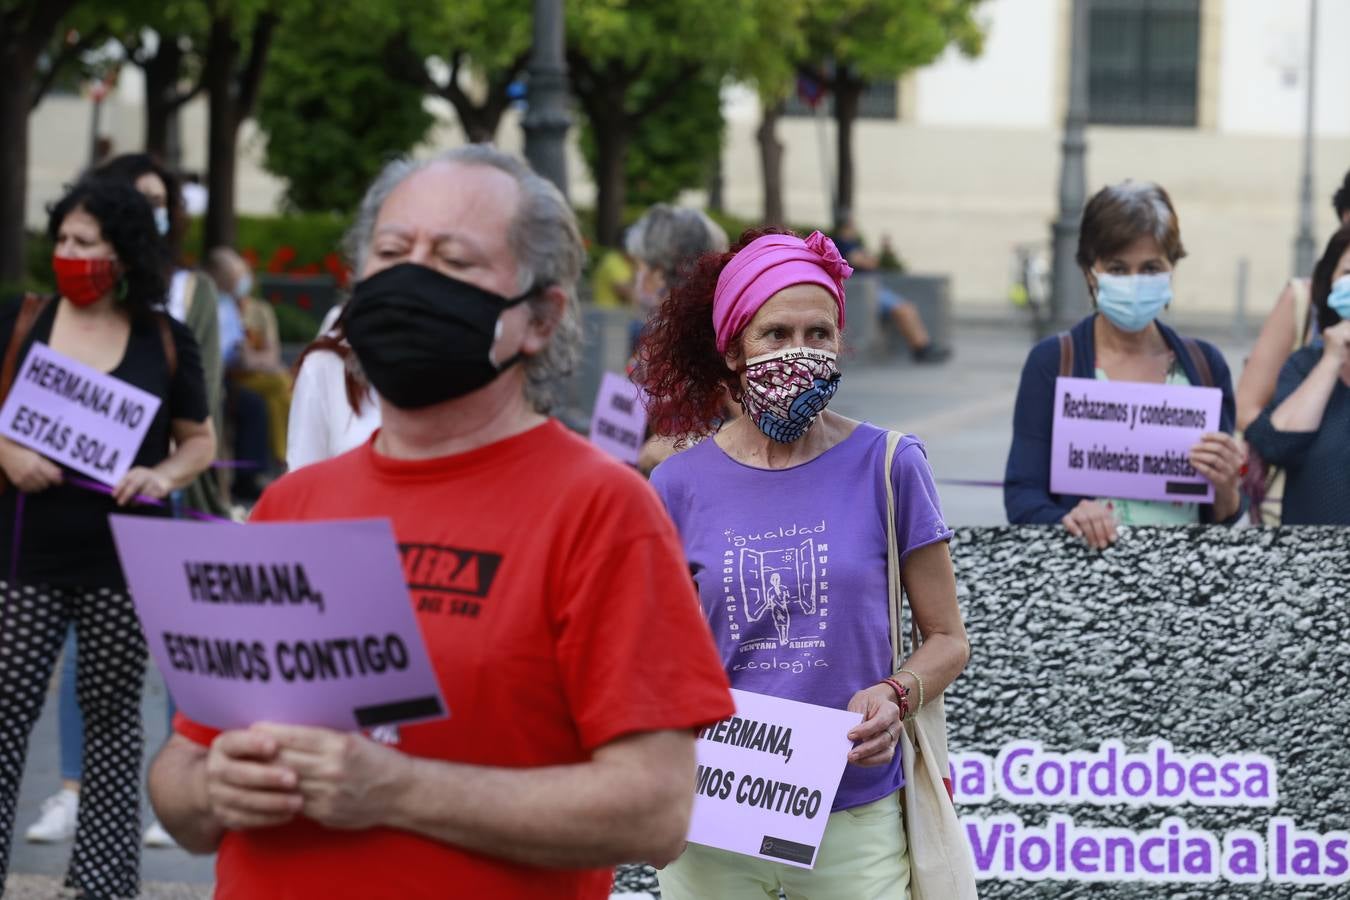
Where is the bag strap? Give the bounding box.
[883,430,917,669]
[156,313,178,380]
[1057,331,1074,378]
[1,294,51,405]
[0,294,52,496]
[1180,337,1214,388]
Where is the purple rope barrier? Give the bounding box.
[64,474,235,523]
[936,478,1006,489]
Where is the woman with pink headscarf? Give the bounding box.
[637,229,970,898]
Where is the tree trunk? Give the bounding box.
[583,72,631,248]
[143,38,183,161]
[593,115,629,248]
[203,16,240,253]
[757,99,785,225]
[833,68,864,228]
[0,55,35,285]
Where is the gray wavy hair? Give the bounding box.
[626,203,729,278]
[344,145,585,414]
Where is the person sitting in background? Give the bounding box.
[205,248,292,471]
[1235,169,1350,523]
[833,215,950,364]
[1004,180,1245,548]
[1244,227,1350,525]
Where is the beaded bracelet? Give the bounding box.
[897,668,925,719]
[880,677,910,721]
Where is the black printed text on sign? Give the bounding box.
[0,342,162,486]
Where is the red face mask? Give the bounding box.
[52,255,121,307]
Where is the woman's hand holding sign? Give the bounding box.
[0,438,62,492]
[113,465,173,506]
[1062,499,1118,550]
[1188,432,1244,521]
[846,685,902,767]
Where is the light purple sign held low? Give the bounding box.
[1050,376,1222,504]
[589,371,647,466]
[688,688,862,869]
[110,516,446,732]
[0,342,162,486]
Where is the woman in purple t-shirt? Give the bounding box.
[637,228,971,899]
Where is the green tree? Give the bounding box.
[580,66,724,211]
[0,0,85,283]
[379,0,531,144]
[257,5,433,213]
[732,0,809,224]
[200,0,284,252]
[568,0,783,248]
[113,3,212,165]
[798,0,986,226]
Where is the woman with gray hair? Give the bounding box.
[1003,180,1245,547]
[625,203,730,472]
[628,203,729,319]
[148,146,735,899]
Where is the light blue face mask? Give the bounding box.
[1328,274,1350,320]
[153,206,171,237]
[1094,272,1173,333]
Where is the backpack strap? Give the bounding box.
[157,313,178,380]
[1,294,52,405]
[0,294,53,494]
[1180,337,1214,388]
[1057,331,1074,378]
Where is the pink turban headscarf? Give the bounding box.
[711,231,853,353]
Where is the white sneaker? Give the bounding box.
[143,819,178,848]
[24,788,79,843]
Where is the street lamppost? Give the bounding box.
[1048,0,1091,336]
[523,0,571,201]
[1292,0,1319,278]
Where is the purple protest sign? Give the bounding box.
[109,516,446,732]
[1050,376,1222,504]
[589,371,647,466]
[0,342,161,486]
[688,689,861,868]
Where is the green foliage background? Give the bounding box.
[256,5,434,213]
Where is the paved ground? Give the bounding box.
[5,318,1251,898]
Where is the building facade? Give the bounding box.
[25,0,1350,323]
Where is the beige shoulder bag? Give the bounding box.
[884,430,980,899]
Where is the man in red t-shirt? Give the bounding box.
[147,146,734,899]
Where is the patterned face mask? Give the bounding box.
[740,347,841,443]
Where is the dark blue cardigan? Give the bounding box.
[1003,315,1238,525]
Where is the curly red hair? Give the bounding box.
[636,227,794,439]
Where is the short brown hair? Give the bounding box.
[1077,180,1187,271]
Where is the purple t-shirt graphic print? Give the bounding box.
[651,423,952,811]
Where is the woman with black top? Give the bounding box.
[0,179,214,898]
[1245,226,1350,524]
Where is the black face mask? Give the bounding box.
[345,262,534,409]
